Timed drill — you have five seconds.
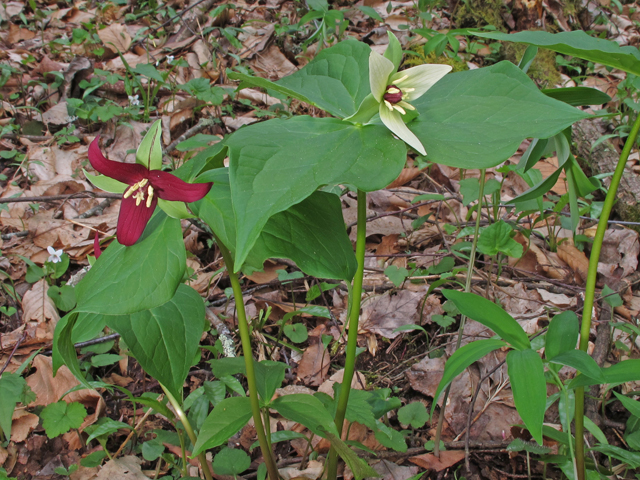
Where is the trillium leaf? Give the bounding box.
[229,40,371,118]
[471,29,640,76]
[224,116,405,270]
[507,349,546,445]
[410,61,591,168]
[83,170,127,194]
[105,284,205,400]
[192,168,358,281]
[75,211,186,315]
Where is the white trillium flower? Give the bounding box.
[369,51,452,155]
[47,246,63,264]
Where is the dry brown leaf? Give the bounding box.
[22,279,59,325]
[557,242,588,283]
[95,456,151,479]
[70,465,100,480]
[297,342,329,387]
[245,261,287,284]
[279,460,324,480]
[598,228,639,278]
[8,23,36,43]
[98,23,131,53]
[0,445,7,465]
[387,167,421,188]
[372,460,419,480]
[358,290,422,339]
[26,355,105,431]
[10,410,39,443]
[409,450,465,472]
[251,44,296,79]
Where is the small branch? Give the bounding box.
[0,192,120,204]
[165,118,217,154]
[0,331,27,376]
[75,198,114,219]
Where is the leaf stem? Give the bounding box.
[326,189,367,480]
[161,385,214,480]
[217,241,280,480]
[433,169,486,457]
[575,113,640,480]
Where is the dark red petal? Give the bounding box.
[148,170,213,202]
[94,231,102,258]
[116,195,158,246]
[89,136,149,185]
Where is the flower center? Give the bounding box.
[123,178,155,208]
[383,85,403,104]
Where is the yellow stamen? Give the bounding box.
[393,105,406,115]
[384,100,394,111]
[399,101,415,111]
[402,87,415,93]
[394,74,409,84]
[138,178,149,188]
[387,87,401,94]
[146,186,154,208]
[123,184,136,199]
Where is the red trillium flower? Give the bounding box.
[88,137,212,246]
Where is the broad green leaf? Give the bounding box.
[397,402,428,429]
[40,401,87,438]
[590,444,640,468]
[410,61,590,169]
[507,349,546,445]
[545,311,578,362]
[283,323,308,343]
[52,312,93,390]
[133,63,165,83]
[75,212,186,315]
[192,397,252,455]
[541,87,611,107]
[254,361,287,404]
[569,358,640,389]
[83,170,127,193]
[613,391,640,418]
[432,339,507,414]
[477,221,523,258]
[0,373,26,441]
[225,117,405,269]
[271,394,339,437]
[374,422,407,452]
[321,430,381,479]
[471,30,640,76]
[212,448,251,476]
[230,40,372,118]
[208,357,246,378]
[105,284,205,399]
[442,290,530,350]
[548,350,604,383]
[250,430,309,452]
[85,418,132,443]
[193,168,358,280]
[47,285,76,312]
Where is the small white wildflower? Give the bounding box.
[66,115,78,123]
[47,246,63,264]
[128,95,140,106]
[166,55,174,64]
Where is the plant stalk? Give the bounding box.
[575,113,640,480]
[433,169,486,457]
[326,189,367,480]
[217,241,280,480]
[161,385,214,480]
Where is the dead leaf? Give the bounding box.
[95,456,151,479]
[359,290,423,339]
[70,465,100,480]
[8,23,36,43]
[98,23,131,53]
[42,101,71,126]
[409,450,465,472]
[10,410,39,443]
[26,355,105,431]
[372,460,419,480]
[598,228,639,278]
[557,243,589,283]
[245,261,287,284]
[297,342,329,387]
[22,279,59,325]
[279,460,324,480]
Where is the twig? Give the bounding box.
[0,192,120,204]
[165,118,217,154]
[1,231,28,240]
[0,331,27,376]
[205,308,236,358]
[75,198,114,219]
[113,401,159,459]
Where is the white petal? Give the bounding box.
[379,105,426,156]
[369,51,394,102]
[390,64,452,101]
[47,246,56,255]
[55,249,63,256]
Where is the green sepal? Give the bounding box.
[384,31,403,71]
[344,94,380,125]
[157,198,196,220]
[136,120,163,170]
[84,169,127,194]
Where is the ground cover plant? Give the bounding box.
[2,1,640,480]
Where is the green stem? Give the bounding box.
[161,385,214,480]
[326,189,367,480]
[575,113,640,480]
[217,241,280,480]
[433,169,486,457]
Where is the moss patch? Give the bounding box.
[451,0,507,30]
